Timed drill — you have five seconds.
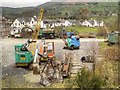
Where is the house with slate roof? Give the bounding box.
[11,16,37,29]
[41,19,72,28]
[82,18,104,27]
[11,17,72,31]
[10,16,37,36]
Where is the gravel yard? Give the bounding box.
[1,38,105,88]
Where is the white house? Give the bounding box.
[40,19,72,29]
[82,19,104,27]
[61,20,72,27]
[11,18,25,28]
[70,20,81,26]
[54,20,62,27]
[11,18,73,32]
[11,16,37,29]
[10,16,37,36]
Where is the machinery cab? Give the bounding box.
[108,31,119,45]
[39,42,55,61]
[63,32,80,50]
[15,44,34,67]
[15,44,24,52]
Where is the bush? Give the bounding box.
[76,68,106,88]
[76,68,91,88]
[104,47,119,61]
[66,68,106,88]
[65,78,77,88]
[96,27,107,37]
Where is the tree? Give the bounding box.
[80,8,89,20]
[74,8,89,21]
[105,18,118,32]
[65,12,69,19]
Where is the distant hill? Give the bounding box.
[1,6,35,19]
[1,2,118,20]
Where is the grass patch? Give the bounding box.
[65,26,98,33]
[98,42,119,87]
[98,42,109,54]
[98,42,108,49]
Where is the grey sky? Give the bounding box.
[1,0,51,8]
[1,0,119,8]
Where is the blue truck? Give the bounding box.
[63,32,80,50]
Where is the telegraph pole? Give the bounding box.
[118,1,120,86]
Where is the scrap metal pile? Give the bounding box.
[33,52,73,86]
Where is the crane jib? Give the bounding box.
[32,9,44,41]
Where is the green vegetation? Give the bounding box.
[64,42,119,88]
[76,68,106,88]
[65,26,98,33]
[97,42,119,88]
[96,36,106,39]
[2,2,118,20]
[50,41,119,88]
[98,42,108,49]
[65,68,106,88]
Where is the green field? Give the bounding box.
[65,26,98,33]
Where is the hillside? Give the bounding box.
[1,2,118,20]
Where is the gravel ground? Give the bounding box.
[1,38,105,88]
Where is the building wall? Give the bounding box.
[82,20,104,27]
[82,20,93,27]
[100,21,104,27]
[94,20,99,27]
[29,18,37,28]
[11,19,24,28]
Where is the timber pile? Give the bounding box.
[35,52,84,86]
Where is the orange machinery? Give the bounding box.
[39,42,55,61]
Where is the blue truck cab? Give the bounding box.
[65,32,80,50]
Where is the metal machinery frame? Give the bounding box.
[32,9,44,41]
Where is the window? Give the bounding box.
[15,23,17,26]
[23,22,24,25]
[19,23,20,26]
[32,21,34,24]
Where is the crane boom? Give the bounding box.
[26,9,44,56]
[32,9,44,41]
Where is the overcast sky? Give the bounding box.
[1,0,119,8]
[1,0,52,8]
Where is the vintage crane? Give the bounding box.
[14,9,44,68]
[32,9,44,41]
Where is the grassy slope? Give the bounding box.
[2,2,118,19]
[65,26,98,33]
